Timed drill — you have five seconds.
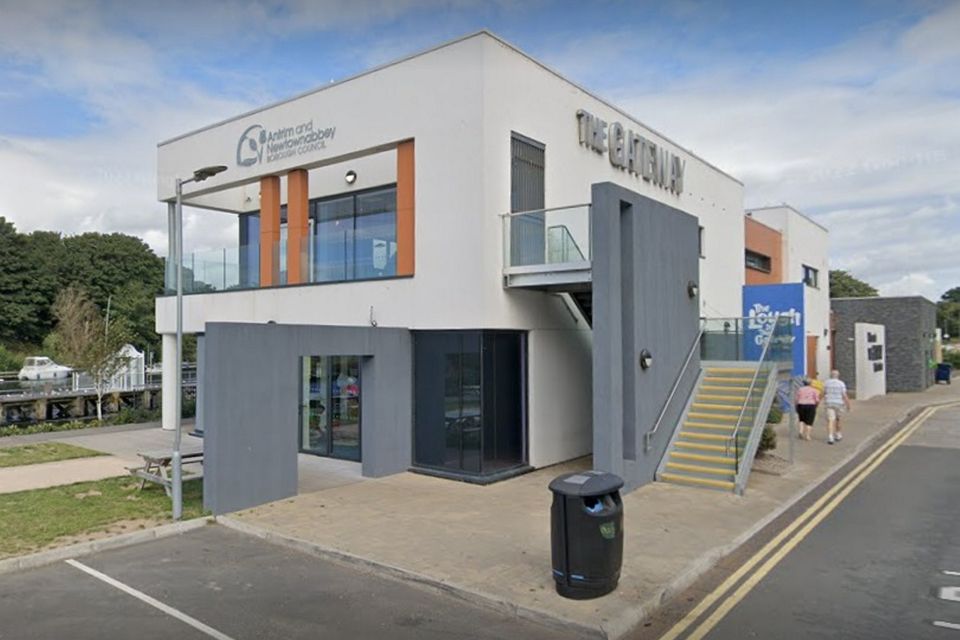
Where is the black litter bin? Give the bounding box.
[549,470,624,599]
[936,362,952,384]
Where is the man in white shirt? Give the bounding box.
[823,370,851,444]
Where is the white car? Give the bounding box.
[18,356,72,381]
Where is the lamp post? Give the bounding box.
[173,164,227,520]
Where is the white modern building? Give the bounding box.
[155,31,750,513]
[744,205,831,379]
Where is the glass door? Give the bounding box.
[413,331,526,478]
[300,355,361,462]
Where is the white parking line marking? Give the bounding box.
[945,571,960,577]
[940,587,960,602]
[934,621,960,631]
[65,559,235,640]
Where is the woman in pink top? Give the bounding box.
[795,380,821,441]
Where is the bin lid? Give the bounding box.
[549,470,624,497]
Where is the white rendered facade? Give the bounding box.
[746,205,831,379]
[156,31,746,471]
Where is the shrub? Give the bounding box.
[181,396,196,419]
[942,350,960,370]
[758,424,778,453]
[0,345,19,372]
[766,403,783,424]
[113,407,161,425]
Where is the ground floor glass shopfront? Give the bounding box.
[413,330,527,480]
[299,355,362,461]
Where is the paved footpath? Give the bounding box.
[0,423,198,493]
[229,383,960,639]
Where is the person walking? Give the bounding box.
[823,370,851,444]
[795,379,820,441]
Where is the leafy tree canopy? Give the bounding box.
[0,217,163,355]
[940,287,960,304]
[829,270,878,299]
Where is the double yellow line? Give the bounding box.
[659,402,954,640]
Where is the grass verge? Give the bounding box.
[0,476,205,559]
[0,442,105,468]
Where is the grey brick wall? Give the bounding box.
[832,297,937,393]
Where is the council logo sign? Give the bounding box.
[235,120,337,168]
[237,124,266,167]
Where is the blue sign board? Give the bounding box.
[743,283,805,375]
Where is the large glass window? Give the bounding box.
[313,186,397,283]
[237,185,397,288]
[299,355,362,462]
[413,331,526,479]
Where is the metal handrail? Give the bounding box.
[727,312,781,466]
[500,203,592,217]
[644,327,704,452]
[546,224,586,262]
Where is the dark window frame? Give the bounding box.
[803,264,819,288]
[745,249,772,273]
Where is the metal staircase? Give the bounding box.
[655,312,791,494]
[657,365,762,491]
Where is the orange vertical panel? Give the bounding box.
[287,169,309,284]
[396,140,415,276]
[259,175,281,287]
[744,217,783,285]
[806,336,819,379]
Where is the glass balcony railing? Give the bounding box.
[699,316,795,365]
[164,244,259,294]
[502,204,591,270]
[164,231,400,295]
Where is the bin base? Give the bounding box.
[554,575,619,600]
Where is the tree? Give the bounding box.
[0,217,49,343]
[941,287,960,304]
[938,288,960,340]
[829,270,878,298]
[52,286,132,421]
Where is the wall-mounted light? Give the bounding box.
[345,170,358,185]
[687,281,699,299]
[639,349,653,370]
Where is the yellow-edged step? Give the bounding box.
[705,368,755,374]
[680,431,749,442]
[692,402,743,412]
[696,393,748,403]
[684,421,743,432]
[665,462,736,477]
[687,412,739,423]
[702,376,754,384]
[674,441,729,453]
[659,472,735,490]
[670,451,736,466]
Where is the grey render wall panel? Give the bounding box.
[591,183,701,491]
[202,323,412,515]
[831,297,937,393]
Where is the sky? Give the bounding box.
[0,0,958,300]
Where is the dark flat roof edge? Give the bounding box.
[156,30,743,186]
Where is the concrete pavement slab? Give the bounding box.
[227,383,960,638]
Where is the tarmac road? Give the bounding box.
[646,403,960,640]
[0,525,591,640]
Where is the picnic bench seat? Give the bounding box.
[128,445,204,496]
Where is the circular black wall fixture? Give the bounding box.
[639,349,653,370]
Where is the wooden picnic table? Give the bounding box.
[128,445,204,496]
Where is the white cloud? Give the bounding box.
[559,2,960,300]
[878,272,940,300]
